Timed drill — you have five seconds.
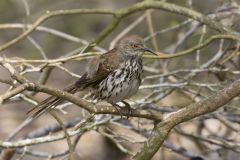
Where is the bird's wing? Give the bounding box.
[75,48,122,87]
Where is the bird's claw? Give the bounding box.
[111,101,133,119]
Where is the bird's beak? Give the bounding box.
[142,47,158,55]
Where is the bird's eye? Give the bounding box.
[131,44,138,48]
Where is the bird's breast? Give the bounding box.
[94,59,143,103]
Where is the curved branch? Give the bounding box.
[133,78,240,159]
[0,9,115,52]
[0,1,238,52]
[144,34,240,59]
[0,117,108,148]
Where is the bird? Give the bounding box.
[28,35,157,118]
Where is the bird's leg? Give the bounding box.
[110,101,132,118]
[121,101,133,119]
[110,103,123,118]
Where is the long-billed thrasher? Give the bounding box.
[28,35,157,118]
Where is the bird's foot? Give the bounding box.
[111,102,133,119]
[121,101,133,119]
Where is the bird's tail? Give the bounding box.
[27,84,79,119]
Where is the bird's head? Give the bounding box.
[117,35,157,59]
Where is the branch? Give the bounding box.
[0,9,114,52]
[144,34,240,59]
[133,78,240,159]
[0,117,108,148]
[0,1,239,52]
[0,23,105,51]
[1,34,238,66]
